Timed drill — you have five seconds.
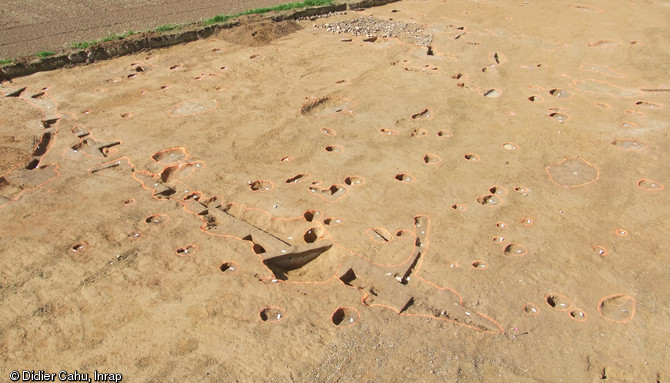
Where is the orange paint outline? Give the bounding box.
[548,111,570,122]
[570,79,643,98]
[323,217,343,226]
[0,86,63,208]
[471,260,488,270]
[610,138,648,151]
[366,228,394,244]
[286,173,309,184]
[579,64,626,78]
[64,131,123,160]
[167,99,219,118]
[503,242,527,256]
[637,179,664,191]
[193,72,220,80]
[634,100,663,109]
[476,194,503,207]
[501,142,519,151]
[145,214,169,225]
[624,110,645,117]
[489,186,507,195]
[597,294,636,323]
[545,293,573,312]
[394,229,413,239]
[548,88,573,98]
[379,128,400,136]
[394,173,416,183]
[303,210,322,222]
[307,183,349,202]
[569,308,588,322]
[481,88,502,98]
[522,303,540,316]
[343,176,365,187]
[97,148,506,334]
[436,130,452,138]
[320,127,337,136]
[219,261,240,274]
[176,244,199,256]
[587,40,622,48]
[411,108,434,120]
[127,231,143,240]
[70,241,88,253]
[451,204,467,212]
[152,147,189,164]
[88,157,135,175]
[410,128,428,138]
[592,245,608,257]
[250,180,274,192]
[422,153,442,165]
[259,306,287,323]
[323,145,344,153]
[546,157,600,188]
[352,215,504,334]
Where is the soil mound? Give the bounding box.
[218,18,302,46]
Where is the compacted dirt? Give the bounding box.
[1,0,669,381]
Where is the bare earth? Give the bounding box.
[1,0,670,382]
[0,0,292,58]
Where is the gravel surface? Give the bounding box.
[319,16,433,46]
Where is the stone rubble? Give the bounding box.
[317,16,433,46]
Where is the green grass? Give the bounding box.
[154,24,178,32]
[63,0,333,54]
[72,41,94,50]
[0,58,13,66]
[204,0,334,25]
[37,51,55,58]
[71,30,140,50]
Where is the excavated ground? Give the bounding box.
[1,0,669,381]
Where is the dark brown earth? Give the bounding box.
[0,0,295,58]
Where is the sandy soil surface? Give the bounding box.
[0,0,293,58]
[1,0,669,381]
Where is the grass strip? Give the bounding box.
[57,0,334,59]
[204,0,334,25]
[72,30,142,50]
